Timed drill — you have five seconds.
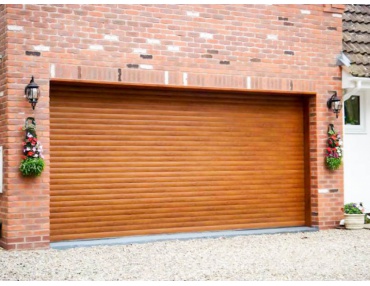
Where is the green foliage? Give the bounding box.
[19,158,45,177]
[365,214,370,224]
[325,157,342,171]
[344,203,363,214]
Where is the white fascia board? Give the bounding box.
[342,70,370,91]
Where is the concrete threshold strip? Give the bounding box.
[51,227,318,250]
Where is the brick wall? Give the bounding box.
[1,4,344,249]
[0,4,7,244]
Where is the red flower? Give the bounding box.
[22,155,27,160]
[27,151,34,156]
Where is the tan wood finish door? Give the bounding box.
[50,83,307,242]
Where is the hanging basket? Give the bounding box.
[19,117,45,177]
[325,124,343,171]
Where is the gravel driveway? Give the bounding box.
[1,229,370,280]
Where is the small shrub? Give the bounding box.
[365,214,370,224]
[19,157,45,177]
[344,203,364,214]
[326,157,342,171]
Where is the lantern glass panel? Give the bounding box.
[31,88,38,99]
[333,100,342,111]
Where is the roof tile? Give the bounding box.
[343,5,370,77]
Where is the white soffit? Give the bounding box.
[343,70,370,90]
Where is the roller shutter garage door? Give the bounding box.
[50,82,307,242]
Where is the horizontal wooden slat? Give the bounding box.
[51,182,303,195]
[51,210,305,231]
[50,199,305,215]
[50,164,303,174]
[50,83,307,242]
[50,156,304,164]
[51,192,305,207]
[50,220,306,242]
[51,88,304,104]
[51,187,304,199]
[50,178,304,191]
[50,204,302,221]
[50,183,303,195]
[51,215,306,236]
[50,175,304,186]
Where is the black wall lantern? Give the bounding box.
[24,76,40,110]
[327,91,342,118]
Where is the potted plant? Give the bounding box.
[343,203,365,230]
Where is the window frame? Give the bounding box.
[345,93,366,134]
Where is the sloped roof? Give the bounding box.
[343,5,370,77]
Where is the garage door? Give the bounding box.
[50,82,307,242]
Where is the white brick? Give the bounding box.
[183,72,188,86]
[267,34,278,40]
[147,39,160,45]
[300,10,311,15]
[0,92,4,97]
[89,45,104,50]
[332,13,342,18]
[139,64,153,70]
[50,64,55,78]
[186,11,199,17]
[133,48,147,54]
[33,45,50,52]
[104,34,119,41]
[200,32,213,39]
[246,77,251,89]
[167,45,180,52]
[7,25,23,31]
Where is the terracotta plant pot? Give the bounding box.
[344,214,365,230]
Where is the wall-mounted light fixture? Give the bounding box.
[327,91,342,118]
[24,76,40,110]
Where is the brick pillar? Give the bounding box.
[315,87,344,229]
[0,61,50,250]
[0,4,7,248]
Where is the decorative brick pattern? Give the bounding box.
[0,4,345,250]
